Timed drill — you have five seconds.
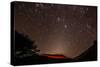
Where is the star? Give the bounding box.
[86,8,89,11]
[86,24,92,29]
[57,17,61,22]
[64,25,67,29]
[35,4,40,7]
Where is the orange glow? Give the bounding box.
[47,55,65,59]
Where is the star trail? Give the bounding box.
[14,2,97,58]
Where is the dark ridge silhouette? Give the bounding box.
[73,40,97,61]
[13,31,97,66]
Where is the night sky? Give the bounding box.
[14,2,97,58]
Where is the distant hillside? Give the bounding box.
[73,40,97,61]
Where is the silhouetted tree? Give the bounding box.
[15,31,40,58]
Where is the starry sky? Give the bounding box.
[14,2,97,58]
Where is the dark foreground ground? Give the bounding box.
[13,42,97,66]
[11,31,97,66]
